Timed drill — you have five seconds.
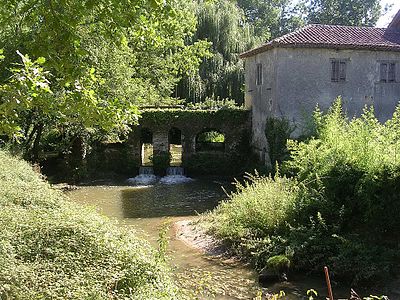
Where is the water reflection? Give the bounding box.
[69,179,261,299]
[120,181,226,218]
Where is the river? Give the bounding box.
[68,178,351,299]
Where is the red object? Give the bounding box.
[324,266,334,300]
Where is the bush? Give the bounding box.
[204,173,298,268]
[0,150,179,299]
[265,117,294,165]
[205,99,400,285]
[184,152,232,175]
[151,151,171,175]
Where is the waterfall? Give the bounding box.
[166,167,184,176]
[128,166,193,186]
[160,167,193,185]
[127,166,157,186]
[139,166,155,175]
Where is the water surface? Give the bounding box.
[68,179,352,299]
[69,179,262,299]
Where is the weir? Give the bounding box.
[166,166,184,176]
[139,166,154,175]
[89,109,251,176]
[127,166,157,185]
[128,166,192,185]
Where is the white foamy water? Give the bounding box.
[159,175,194,185]
[127,174,158,186]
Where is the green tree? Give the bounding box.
[236,0,305,39]
[0,0,209,159]
[0,52,139,160]
[176,0,259,104]
[305,0,382,26]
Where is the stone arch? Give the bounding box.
[195,129,225,152]
[168,127,183,166]
[140,127,153,166]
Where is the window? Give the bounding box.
[256,63,263,85]
[380,62,396,82]
[331,59,347,82]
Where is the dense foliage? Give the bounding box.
[0,0,387,163]
[0,0,209,160]
[0,150,179,299]
[205,99,400,285]
[176,0,259,103]
[237,0,305,39]
[306,0,382,26]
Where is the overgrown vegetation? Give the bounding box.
[0,150,179,299]
[205,99,400,286]
[0,0,209,161]
[265,117,293,166]
[151,151,172,176]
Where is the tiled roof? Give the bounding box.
[240,24,400,58]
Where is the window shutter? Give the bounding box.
[389,63,396,82]
[331,60,338,81]
[339,61,346,81]
[380,63,388,82]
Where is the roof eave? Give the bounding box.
[239,44,274,58]
[240,43,400,58]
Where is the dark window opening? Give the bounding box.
[331,59,347,82]
[256,63,263,85]
[380,62,396,83]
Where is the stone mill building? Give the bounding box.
[241,10,400,163]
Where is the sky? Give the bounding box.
[376,0,400,27]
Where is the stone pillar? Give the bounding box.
[153,130,169,155]
[181,132,195,164]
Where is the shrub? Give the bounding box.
[204,173,298,267]
[150,151,171,175]
[205,98,400,285]
[265,117,294,165]
[184,152,232,175]
[0,150,179,299]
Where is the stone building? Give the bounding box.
[241,10,400,163]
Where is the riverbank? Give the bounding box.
[175,219,225,256]
[0,150,180,299]
[174,218,400,299]
[194,102,400,299]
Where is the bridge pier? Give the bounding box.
[152,130,169,156]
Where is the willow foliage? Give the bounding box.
[177,0,261,104]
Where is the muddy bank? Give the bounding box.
[174,219,226,256]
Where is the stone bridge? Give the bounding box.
[99,108,252,175]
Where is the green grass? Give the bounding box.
[206,173,296,241]
[0,150,179,299]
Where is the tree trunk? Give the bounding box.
[31,123,44,162]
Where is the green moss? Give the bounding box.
[140,108,249,128]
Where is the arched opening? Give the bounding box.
[168,127,183,166]
[140,128,153,166]
[195,129,225,152]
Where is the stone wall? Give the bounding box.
[244,47,400,163]
[95,108,252,176]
